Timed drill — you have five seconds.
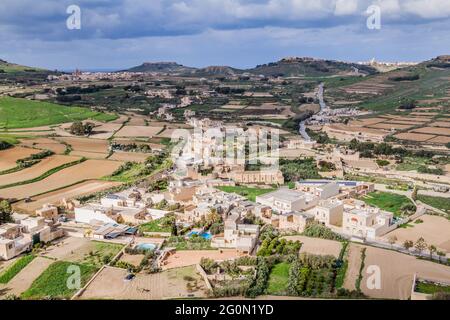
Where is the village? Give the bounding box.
[1,110,450,301]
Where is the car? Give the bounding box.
[124,274,135,281]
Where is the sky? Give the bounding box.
[1,0,450,70]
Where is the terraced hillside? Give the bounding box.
[325,56,450,113]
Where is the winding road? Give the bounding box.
[298,82,326,141]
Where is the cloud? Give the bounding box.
[0,0,449,42]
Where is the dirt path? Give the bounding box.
[0,257,53,298]
[343,243,363,291]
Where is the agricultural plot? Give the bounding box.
[0,159,122,200]
[20,138,67,154]
[383,215,450,256]
[0,256,53,298]
[79,265,208,300]
[0,155,80,186]
[57,137,109,154]
[43,237,123,267]
[13,180,122,213]
[360,246,450,299]
[109,151,150,162]
[0,146,37,171]
[88,122,123,139]
[21,261,97,300]
[162,250,242,270]
[115,125,164,137]
[0,96,116,129]
[282,235,342,257]
[360,191,413,217]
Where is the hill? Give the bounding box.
[324,55,450,112]
[0,59,47,73]
[124,62,196,74]
[124,57,377,77]
[248,57,378,77]
[0,97,117,129]
[192,66,244,77]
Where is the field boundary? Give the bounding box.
[0,158,86,189]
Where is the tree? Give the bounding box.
[388,235,397,248]
[403,240,414,251]
[400,203,416,215]
[414,237,427,254]
[411,186,418,201]
[436,251,446,263]
[0,200,12,225]
[69,121,85,136]
[171,220,178,236]
[428,245,437,260]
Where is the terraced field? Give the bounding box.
[0,159,123,200]
[0,155,80,186]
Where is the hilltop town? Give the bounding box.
[0,55,450,301]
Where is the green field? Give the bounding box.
[0,97,117,129]
[79,241,124,267]
[417,195,450,214]
[266,262,290,295]
[139,215,174,233]
[0,62,45,73]
[0,255,35,284]
[415,281,450,294]
[21,261,97,299]
[361,191,414,217]
[217,186,276,202]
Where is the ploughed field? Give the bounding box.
[0,146,37,171]
[0,155,80,186]
[13,180,122,213]
[0,159,123,200]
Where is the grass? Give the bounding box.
[417,194,450,214]
[0,134,30,144]
[361,191,413,217]
[355,248,366,292]
[0,255,35,284]
[80,241,124,267]
[266,262,290,295]
[21,261,97,300]
[217,186,276,202]
[335,242,349,289]
[164,236,213,251]
[396,157,429,171]
[139,216,173,233]
[0,97,117,129]
[415,281,450,294]
[0,158,86,189]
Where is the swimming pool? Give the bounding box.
[135,243,157,251]
[188,231,212,240]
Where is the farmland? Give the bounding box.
[13,180,122,213]
[360,192,414,217]
[0,155,80,186]
[0,159,123,200]
[0,97,117,129]
[21,261,97,300]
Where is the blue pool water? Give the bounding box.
[136,243,157,251]
[188,231,212,240]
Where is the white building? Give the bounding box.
[342,200,394,239]
[211,212,259,253]
[305,199,344,227]
[255,188,318,214]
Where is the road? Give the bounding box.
[298,83,326,141]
